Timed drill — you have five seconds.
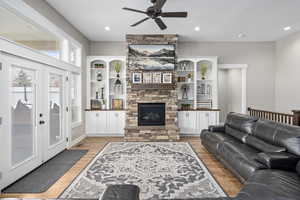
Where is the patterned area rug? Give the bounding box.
[61,142,226,200]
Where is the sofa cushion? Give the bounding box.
[245,135,286,153]
[225,113,258,134]
[237,170,300,200]
[225,125,248,142]
[256,152,300,170]
[201,130,237,154]
[219,140,266,180]
[208,125,225,132]
[253,120,300,156]
[222,140,261,161]
[274,123,300,156]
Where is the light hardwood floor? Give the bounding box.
[0,137,242,198]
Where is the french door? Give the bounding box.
[43,68,67,161]
[0,55,68,190]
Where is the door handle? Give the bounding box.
[39,120,46,125]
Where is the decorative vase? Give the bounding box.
[97,72,103,81]
[114,73,123,95]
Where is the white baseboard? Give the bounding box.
[69,134,87,148]
[86,133,124,137]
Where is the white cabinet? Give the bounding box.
[86,111,125,136]
[178,111,219,136]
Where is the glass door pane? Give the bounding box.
[11,66,36,166]
[49,73,63,146]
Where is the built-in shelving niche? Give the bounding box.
[87,57,126,110]
[176,58,218,110]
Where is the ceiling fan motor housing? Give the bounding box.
[147,6,161,18]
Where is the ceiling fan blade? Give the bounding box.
[123,7,147,14]
[155,0,167,10]
[160,12,188,18]
[131,17,150,27]
[154,18,167,30]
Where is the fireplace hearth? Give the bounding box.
[138,103,165,126]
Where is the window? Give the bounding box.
[71,73,81,125]
[69,42,81,67]
[0,6,62,59]
[0,5,82,67]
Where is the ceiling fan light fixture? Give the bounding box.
[238,33,246,38]
[194,26,200,31]
[284,26,291,31]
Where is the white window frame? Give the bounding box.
[0,0,82,68]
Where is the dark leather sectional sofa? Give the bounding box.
[101,113,300,200]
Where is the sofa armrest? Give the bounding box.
[101,185,140,200]
[208,125,225,132]
[255,152,300,170]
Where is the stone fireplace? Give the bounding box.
[125,34,180,141]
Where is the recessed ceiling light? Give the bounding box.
[194,26,200,31]
[104,26,111,31]
[238,33,246,38]
[284,26,291,31]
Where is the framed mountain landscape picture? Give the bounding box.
[128,44,175,71]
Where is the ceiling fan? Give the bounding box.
[123,0,188,30]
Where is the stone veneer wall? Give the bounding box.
[125,34,180,141]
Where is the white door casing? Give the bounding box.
[218,64,248,114]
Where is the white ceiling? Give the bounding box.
[46,0,300,42]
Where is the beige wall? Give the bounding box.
[24,0,90,141]
[275,32,300,113]
[90,41,276,111]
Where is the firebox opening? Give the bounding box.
[138,103,166,126]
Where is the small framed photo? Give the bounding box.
[132,72,142,84]
[162,73,172,84]
[152,72,162,83]
[112,99,123,110]
[143,72,152,84]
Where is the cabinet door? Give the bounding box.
[86,112,106,134]
[209,111,218,126]
[107,111,125,135]
[95,112,107,134]
[86,112,98,134]
[197,112,210,132]
[178,112,185,130]
[180,111,197,134]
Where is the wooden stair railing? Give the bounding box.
[248,107,300,126]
